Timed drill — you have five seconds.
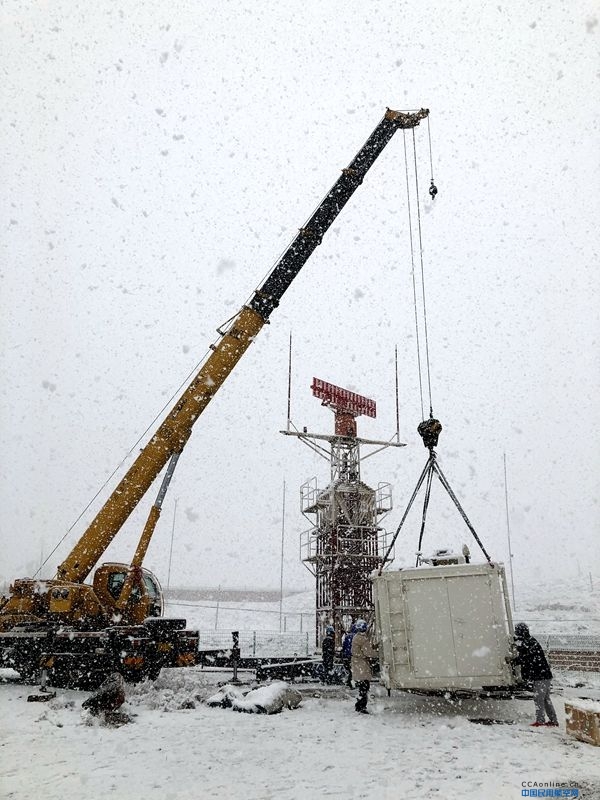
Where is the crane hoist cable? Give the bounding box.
[402,130,425,421]
[403,126,435,420]
[412,125,434,419]
[427,115,438,201]
[380,117,493,572]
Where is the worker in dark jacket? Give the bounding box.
[321,625,335,684]
[513,622,558,727]
[342,623,357,688]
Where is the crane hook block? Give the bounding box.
[429,180,438,200]
[417,417,442,449]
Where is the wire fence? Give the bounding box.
[197,630,312,658]
[530,633,600,652]
[195,630,599,658]
[165,600,314,634]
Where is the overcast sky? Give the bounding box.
[1,1,598,594]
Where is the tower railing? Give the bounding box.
[300,525,394,563]
[300,477,319,517]
[376,482,393,515]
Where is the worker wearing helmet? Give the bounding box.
[321,625,335,684]
[351,619,378,713]
[342,623,357,688]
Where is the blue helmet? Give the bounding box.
[325,625,335,635]
[355,619,368,632]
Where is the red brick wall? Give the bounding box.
[549,649,600,672]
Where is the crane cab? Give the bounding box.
[93,563,164,624]
[93,563,164,625]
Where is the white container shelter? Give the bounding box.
[373,562,516,691]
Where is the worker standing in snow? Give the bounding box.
[342,623,356,688]
[513,622,559,727]
[321,625,335,684]
[351,619,378,713]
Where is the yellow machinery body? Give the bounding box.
[0,109,429,685]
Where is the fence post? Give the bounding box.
[300,613,303,633]
[231,631,240,684]
[253,630,256,657]
[306,631,309,656]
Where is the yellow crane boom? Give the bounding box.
[57,306,265,582]
[57,108,429,584]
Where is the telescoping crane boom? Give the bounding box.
[0,108,429,688]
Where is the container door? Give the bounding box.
[405,578,458,677]
[446,575,501,677]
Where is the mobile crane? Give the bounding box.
[0,108,429,689]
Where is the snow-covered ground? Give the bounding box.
[2,666,600,799]
[2,579,598,799]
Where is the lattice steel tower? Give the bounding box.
[283,378,403,647]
